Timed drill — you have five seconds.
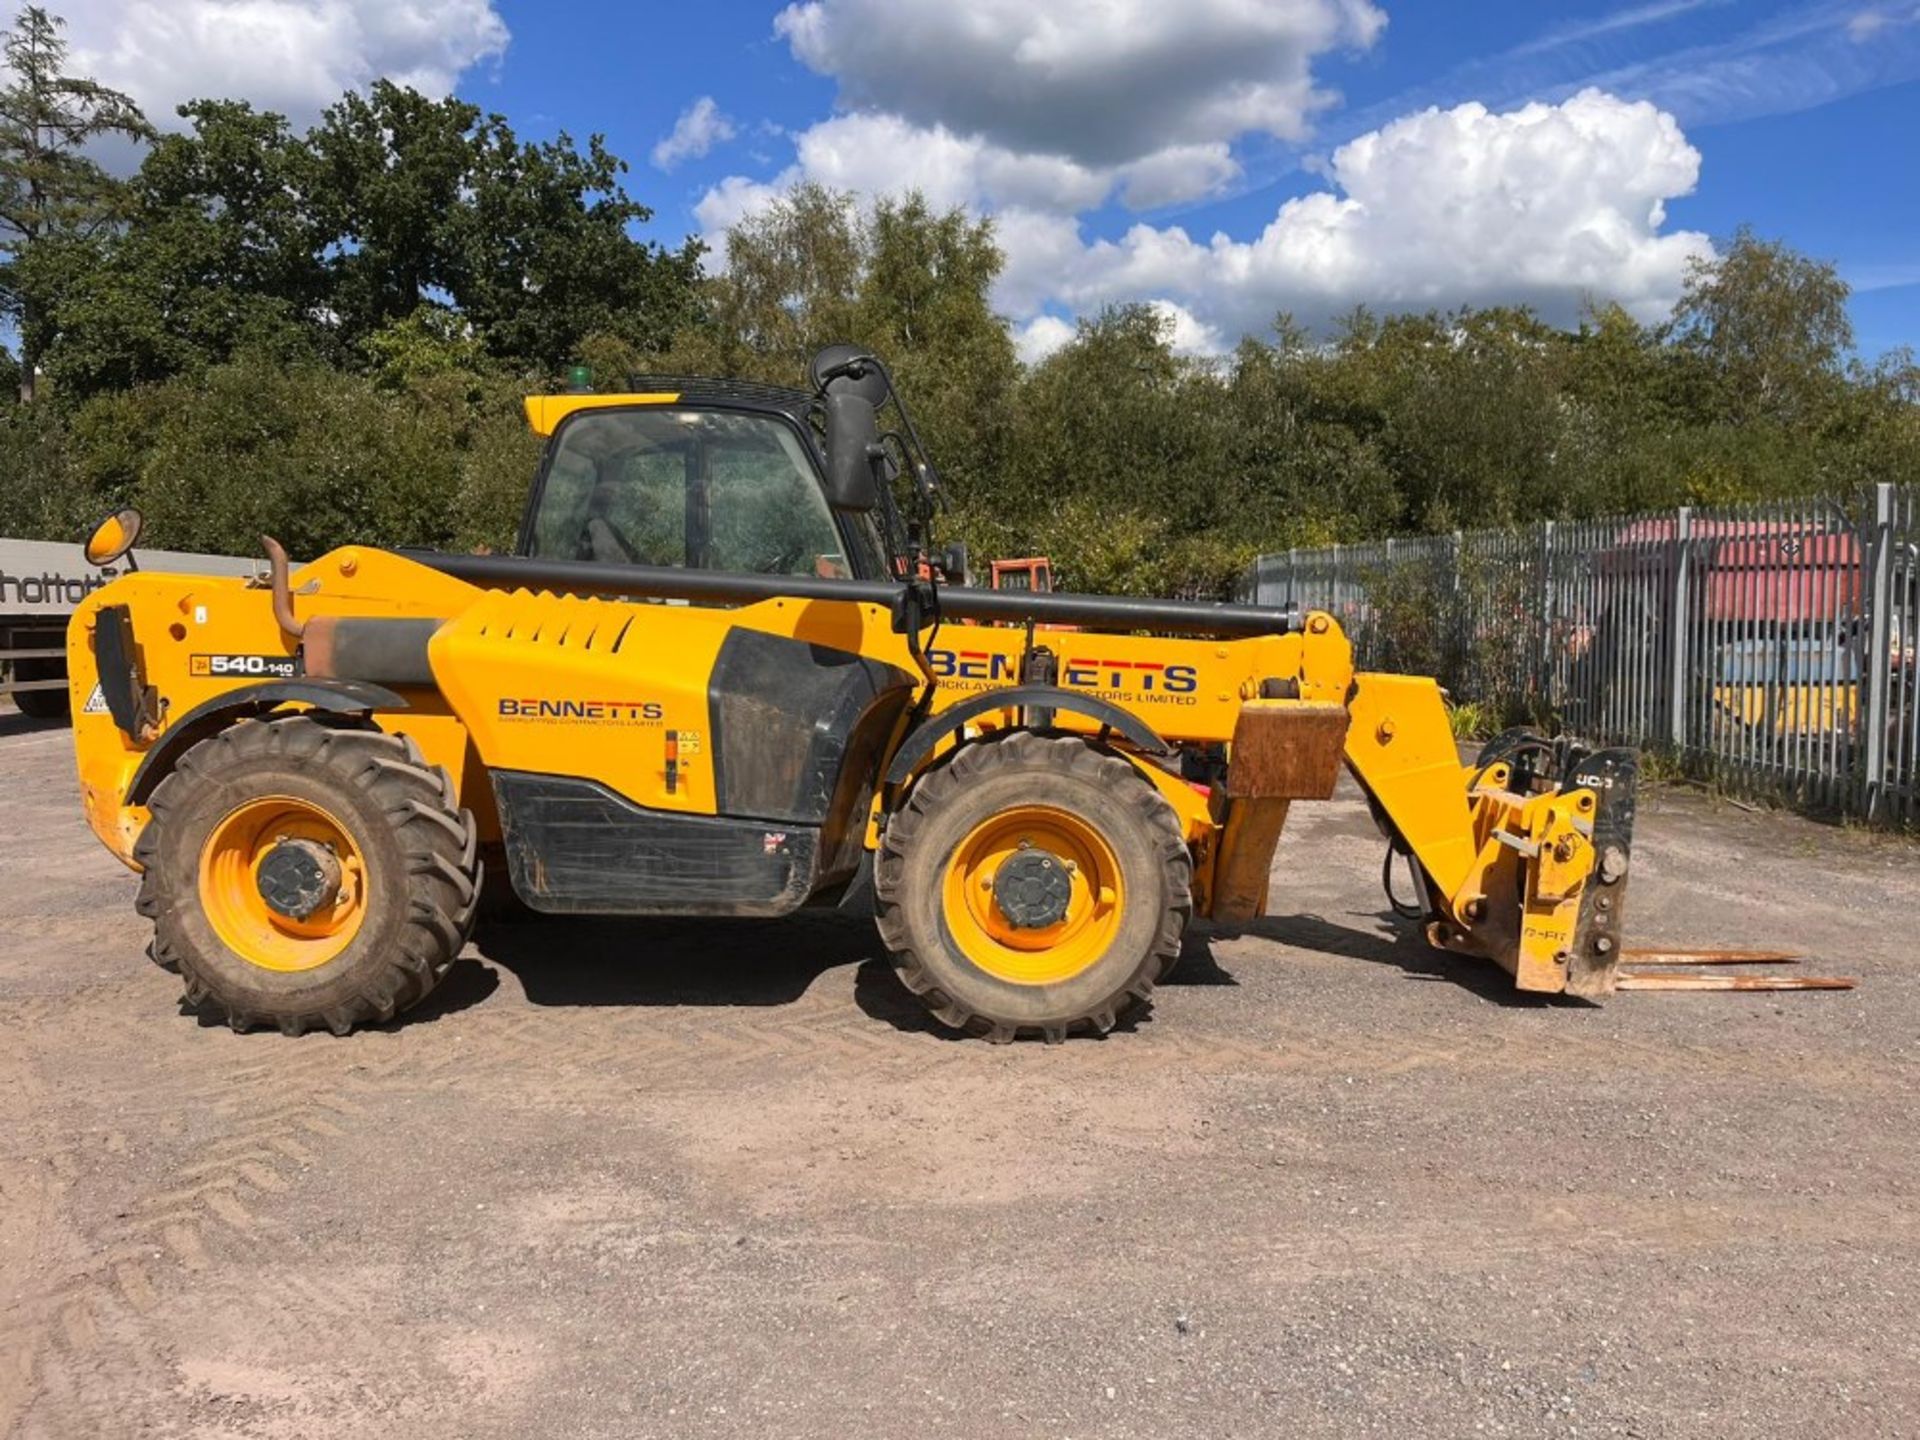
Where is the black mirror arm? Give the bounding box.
[890,576,943,713]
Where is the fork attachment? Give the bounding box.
[1418,731,1640,997]
[1342,686,1642,999]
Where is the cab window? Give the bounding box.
[529,408,855,577]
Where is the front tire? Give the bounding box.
[134,717,481,1034]
[874,732,1191,1042]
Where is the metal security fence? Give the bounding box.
[1244,483,1920,824]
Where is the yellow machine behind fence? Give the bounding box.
[65,348,1684,1041]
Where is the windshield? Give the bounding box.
[528,407,861,577]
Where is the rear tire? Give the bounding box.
[134,716,481,1035]
[874,732,1190,1042]
[8,658,70,720]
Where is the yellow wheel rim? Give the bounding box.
[198,796,368,973]
[940,804,1125,985]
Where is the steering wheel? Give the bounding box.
[758,543,807,575]
[581,515,641,564]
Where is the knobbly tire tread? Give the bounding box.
[873,731,1191,1042]
[134,716,481,1035]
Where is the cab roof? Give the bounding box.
[523,375,817,437]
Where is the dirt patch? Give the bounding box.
[3,724,1917,1439]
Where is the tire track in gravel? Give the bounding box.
[2,920,1904,1435]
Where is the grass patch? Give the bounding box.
[1446,699,1500,743]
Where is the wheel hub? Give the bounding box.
[255,837,343,920]
[992,848,1073,930]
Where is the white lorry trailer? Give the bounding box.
[0,535,258,719]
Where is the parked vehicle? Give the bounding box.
[1,527,257,720]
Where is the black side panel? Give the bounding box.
[707,630,915,826]
[316,618,439,687]
[92,604,154,737]
[492,770,821,917]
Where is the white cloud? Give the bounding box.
[983,208,1093,318]
[793,113,1112,214]
[692,173,791,270]
[1013,314,1076,364]
[1846,8,1889,39]
[702,89,1714,343]
[783,116,1245,216]
[652,96,737,171]
[1147,300,1228,358]
[1025,90,1714,336]
[1115,144,1242,211]
[58,0,509,130]
[774,0,1384,168]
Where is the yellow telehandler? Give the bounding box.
[63,348,1678,1040]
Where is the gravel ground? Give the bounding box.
[2,699,1917,1439]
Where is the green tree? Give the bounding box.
[852,194,1016,510]
[306,82,702,369]
[81,352,539,558]
[993,305,1253,596]
[0,4,150,401]
[1667,227,1853,426]
[42,81,704,396]
[46,100,322,396]
[668,182,866,382]
[649,184,1017,541]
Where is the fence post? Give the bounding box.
[1451,531,1465,690]
[1862,482,1896,819]
[1669,507,1692,750]
[1537,520,1554,711]
[1382,538,1396,669]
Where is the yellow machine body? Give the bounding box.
[67,548,1622,998]
[65,378,1641,1028]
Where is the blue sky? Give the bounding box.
[469,0,1920,359]
[53,0,1920,359]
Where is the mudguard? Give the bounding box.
[883,684,1170,787]
[126,679,409,804]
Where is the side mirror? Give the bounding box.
[822,392,881,513]
[84,507,144,568]
[941,541,969,586]
[809,343,889,407]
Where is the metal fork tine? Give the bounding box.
[1620,948,1803,966]
[1616,972,1854,991]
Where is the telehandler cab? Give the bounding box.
[66,347,1659,1040]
